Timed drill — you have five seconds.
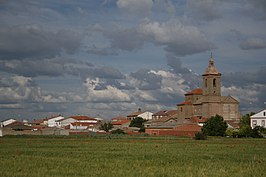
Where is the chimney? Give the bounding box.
[138,108,142,112]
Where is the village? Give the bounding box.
[1,57,265,137]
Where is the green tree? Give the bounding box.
[111,129,125,134]
[99,122,113,132]
[202,115,228,136]
[238,112,255,137]
[129,117,147,132]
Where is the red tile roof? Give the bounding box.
[153,110,168,116]
[71,122,97,126]
[31,118,49,124]
[185,88,203,95]
[69,116,96,121]
[112,119,131,125]
[111,116,127,121]
[191,116,207,123]
[127,111,145,117]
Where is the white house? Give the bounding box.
[70,122,97,131]
[127,109,153,120]
[250,109,266,129]
[0,118,17,127]
[56,116,98,128]
[56,118,76,128]
[47,115,65,127]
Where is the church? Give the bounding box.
[176,56,240,121]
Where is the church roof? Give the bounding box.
[185,88,203,95]
[221,96,239,103]
[203,57,220,75]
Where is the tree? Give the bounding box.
[99,122,113,132]
[202,115,228,136]
[238,113,255,137]
[111,129,125,134]
[129,117,147,132]
[194,132,207,140]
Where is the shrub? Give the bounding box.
[225,128,239,138]
[194,132,207,140]
[202,115,228,136]
[111,129,125,134]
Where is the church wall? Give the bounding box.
[222,103,239,121]
[185,105,193,118]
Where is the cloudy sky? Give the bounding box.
[0,0,266,120]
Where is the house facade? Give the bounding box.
[250,109,266,129]
[56,116,98,128]
[176,57,240,121]
[127,109,153,120]
[47,115,65,127]
[112,119,131,129]
[0,118,17,127]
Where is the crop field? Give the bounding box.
[0,135,265,177]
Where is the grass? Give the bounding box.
[0,135,265,177]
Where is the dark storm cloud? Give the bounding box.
[240,38,266,50]
[256,66,266,84]
[186,0,222,21]
[0,59,65,77]
[31,103,68,113]
[0,25,82,60]
[130,69,162,90]
[91,66,126,80]
[166,54,190,74]
[86,46,118,56]
[104,28,145,52]
[222,66,266,87]
[247,0,266,13]
[0,58,125,80]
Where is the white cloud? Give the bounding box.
[84,78,131,102]
[117,0,153,16]
[0,76,42,103]
[138,19,214,56]
[222,86,258,104]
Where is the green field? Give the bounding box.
[0,135,265,177]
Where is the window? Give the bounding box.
[213,79,216,87]
[264,112,266,117]
[252,120,257,127]
[262,120,265,127]
[205,79,207,88]
[180,107,183,112]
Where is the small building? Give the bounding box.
[70,122,98,131]
[112,119,131,129]
[56,116,98,128]
[31,118,49,126]
[127,109,153,120]
[111,116,127,122]
[152,110,178,120]
[0,118,17,127]
[47,115,65,127]
[250,109,266,129]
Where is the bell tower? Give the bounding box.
[202,54,221,96]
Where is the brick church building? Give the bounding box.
[176,56,240,121]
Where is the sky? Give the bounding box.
[0,0,266,121]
